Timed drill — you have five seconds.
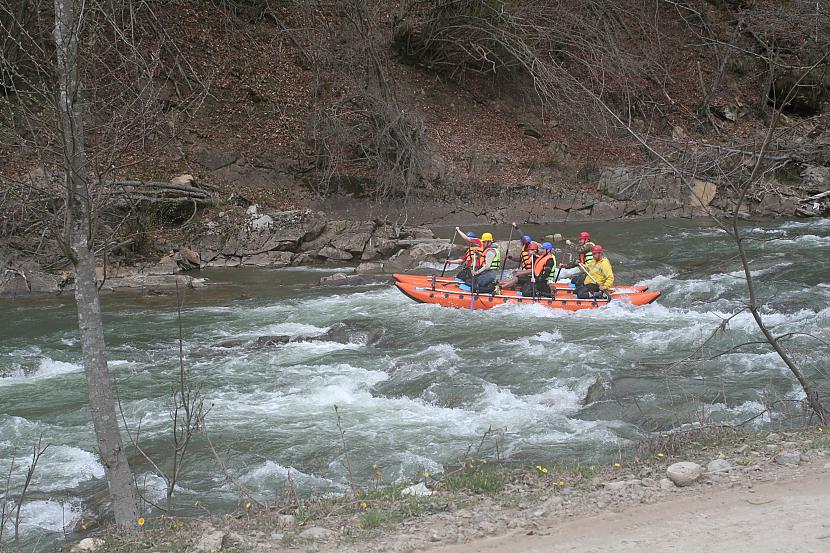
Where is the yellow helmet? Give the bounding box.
[481,232,494,242]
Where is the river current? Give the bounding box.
[1,218,828,546]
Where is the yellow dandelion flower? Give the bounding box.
[137,517,145,527]
[558,480,564,487]
[657,453,665,458]
[613,463,621,469]
[423,471,430,478]
[541,467,548,474]
[246,502,252,510]
[536,465,542,471]
[360,501,367,509]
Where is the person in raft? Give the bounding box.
[447,230,483,281]
[467,231,501,293]
[522,241,557,297]
[499,241,539,291]
[559,231,596,287]
[505,221,541,272]
[574,245,614,299]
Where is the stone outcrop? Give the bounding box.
[193,208,433,270]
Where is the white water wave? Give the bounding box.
[17,499,81,533]
[35,446,106,491]
[0,357,82,386]
[239,460,337,490]
[710,261,795,280]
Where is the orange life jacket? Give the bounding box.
[464,244,484,267]
[520,245,533,270]
[533,253,556,283]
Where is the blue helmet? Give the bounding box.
[466,231,478,238]
[521,235,532,244]
[541,242,553,250]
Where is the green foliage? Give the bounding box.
[445,466,505,494]
[359,509,389,529]
[294,507,317,526]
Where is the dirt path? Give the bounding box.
[430,471,830,553]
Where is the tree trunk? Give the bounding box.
[53,0,139,528]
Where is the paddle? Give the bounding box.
[440,231,458,277]
[470,265,476,311]
[530,252,537,299]
[498,224,515,281]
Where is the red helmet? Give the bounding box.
[591,245,603,254]
[579,232,591,240]
[527,242,539,250]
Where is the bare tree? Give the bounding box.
[52,0,139,527]
[1,0,209,529]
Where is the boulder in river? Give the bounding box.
[174,247,202,270]
[319,273,393,287]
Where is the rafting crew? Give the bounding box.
[574,245,614,299]
[444,227,613,300]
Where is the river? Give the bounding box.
[1,218,828,547]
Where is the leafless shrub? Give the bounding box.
[306,0,431,201]
[0,434,48,552]
[392,0,675,132]
[120,283,206,514]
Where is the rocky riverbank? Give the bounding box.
[3,157,828,298]
[0,206,453,297]
[68,426,830,553]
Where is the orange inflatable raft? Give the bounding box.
[393,275,661,312]
[392,273,648,295]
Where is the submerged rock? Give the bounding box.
[255,335,292,347]
[216,320,387,350]
[319,273,393,287]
